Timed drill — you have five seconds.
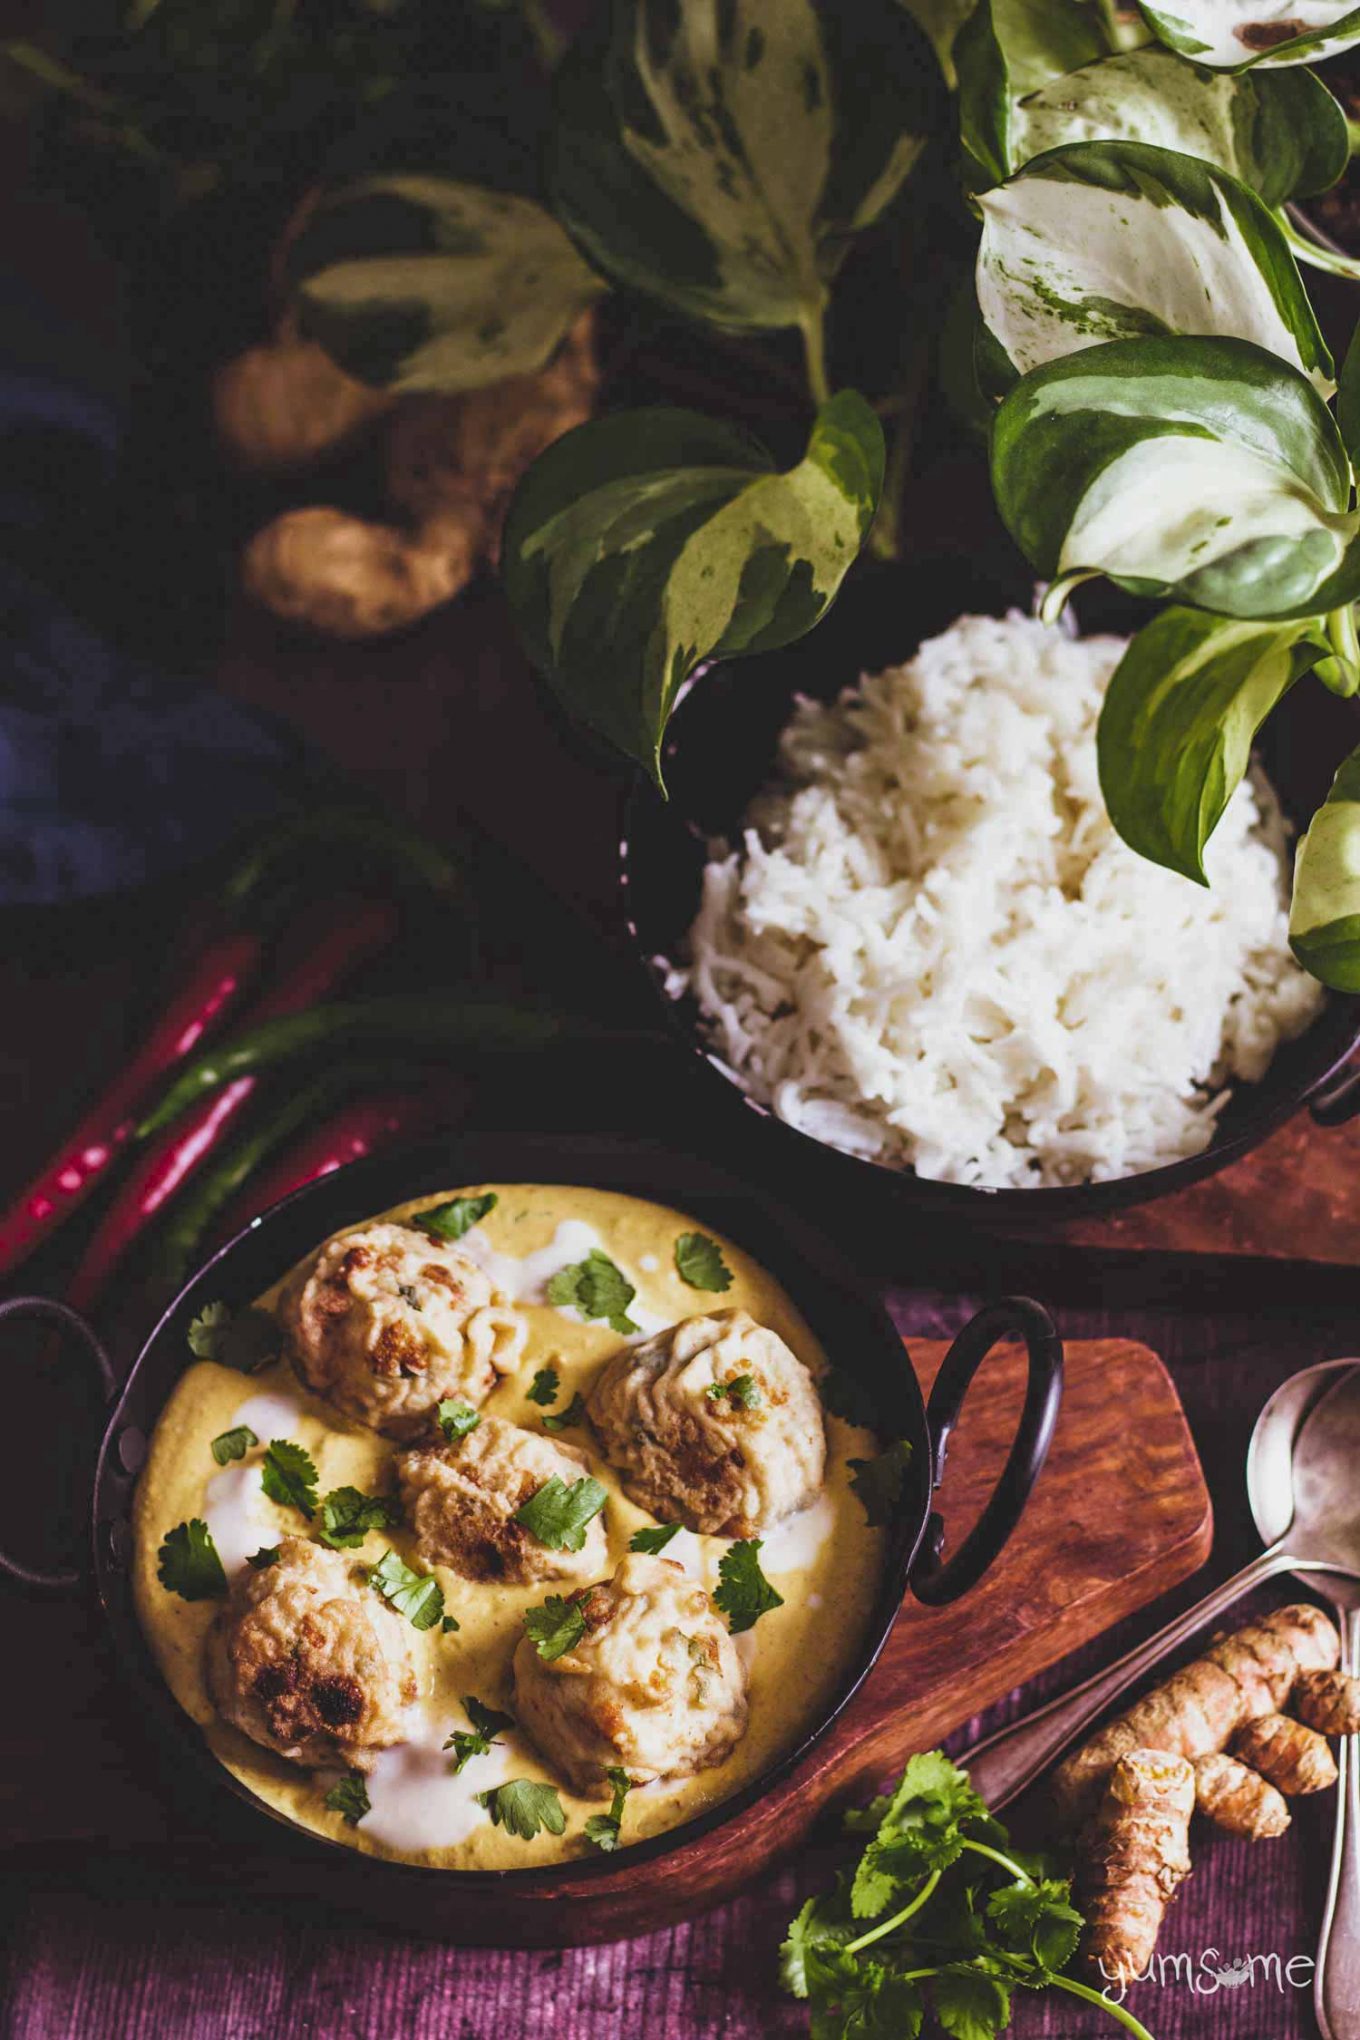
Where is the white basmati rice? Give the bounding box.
[680,612,1324,1189]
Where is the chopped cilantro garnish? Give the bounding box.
[713,1538,783,1634]
[210,1424,257,1466]
[441,1614,461,1634]
[479,1778,566,1841]
[584,1766,632,1853]
[674,1232,733,1292]
[324,1774,370,1826]
[848,1440,913,1526]
[187,1300,277,1372]
[317,1485,398,1550]
[157,1518,226,1600]
[411,1192,497,1242]
[437,1398,481,1443]
[514,1474,607,1552]
[260,1438,319,1516]
[820,1367,878,1429]
[523,1592,586,1662]
[705,1373,761,1410]
[542,1392,587,1434]
[629,1522,681,1554]
[526,1366,560,1406]
[444,1695,515,1773]
[369,1548,444,1630]
[546,1249,639,1337]
[246,1545,280,1570]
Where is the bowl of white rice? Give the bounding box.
[619,560,1360,1217]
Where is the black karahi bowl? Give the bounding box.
[619,558,1360,1228]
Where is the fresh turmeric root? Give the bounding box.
[1295,1669,1360,1737]
[1081,1749,1195,1984]
[1232,1712,1338,1795]
[1192,1752,1290,1839]
[1053,1603,1340,1826]
[212,327,392,473]
[242,506,480,640]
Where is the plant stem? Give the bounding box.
[962,1838,1034,1884]
[868,334,930,562]
[798,302,833,409]
[522,0,563,71]
[1348,117,1360,159]
[1276,207,1360,282]
[1052,1976,1157,2040]
[843,1871,942,1955]
[1329,602,1360,674]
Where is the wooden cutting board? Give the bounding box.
[0,1334,1211,1944]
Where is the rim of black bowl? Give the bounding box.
[617,556,1360,1223]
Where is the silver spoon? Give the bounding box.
[959,1357,1360,1827]
[1248,1360,1360,2040]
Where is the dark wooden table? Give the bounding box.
[3,581,1357,2040]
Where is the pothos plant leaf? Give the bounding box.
[1291,749,1360,989]
[1004,46,1347,204]
[956,0,1112,185]
[976,141,1333,394]
[502,394,883,781]
[896,0,979,84]
[1097,607,1329,882]
[546,0,944,351]
[1338,319,1360,475]
[1138,0,1360,69]
[288,174,605,393]
[991,334,1360,621]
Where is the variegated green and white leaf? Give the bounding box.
[289,177,604,393]
[977,141,1334,394]
[992,335,1360,621]
[547,0,943,337]
[1098,607,1327,880]
[1291,748,1360,987]
[1338,318,1360,473]
[503,395,883,781]
[1010,48,1346,203]
[957,0,1113,183]
[1140,0,1360,68]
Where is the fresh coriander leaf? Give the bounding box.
[629,1522,680,1555]
[246,1545,280,1570]
[713,1539,783,1634]
[779,1892,858,2000]
[187,1300,278,1372]
[318,1485,398,1550]
[523,1592,586,1662]
[479,1778,566,1841]
[705,1373,761,1410]
[931,1964,1010,2040]
[514,1474,607,1552]
[848,1440,913,1527]
[444,1694,515,1773]
[851,1752,990,1917]
[260,1438,319,1516]
[820,1367,878,1429]
[527,1366,560,1406]
[584,1765,632,1852]
[674,1231,732,1293]
[396,1282,423,1311]
[441,1614,461,1634]
[987,1878,1083,1976]
[410,1191,497,1241]
[369,1548,444,1630]
[542,1392,586,1434]
[157,1518,226,1600]
[437,1399,481,1443]
[325,1774,370,1826]
[546,1249,639,1336]
[210,1424,257,1466]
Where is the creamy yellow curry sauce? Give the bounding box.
[132,1184,886,1870]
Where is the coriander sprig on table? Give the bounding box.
[782,1751,1155,2040]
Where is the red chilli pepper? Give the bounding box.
[0,925,263,1279]
[65,895,400,1315]
[209,1079,470,1246]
